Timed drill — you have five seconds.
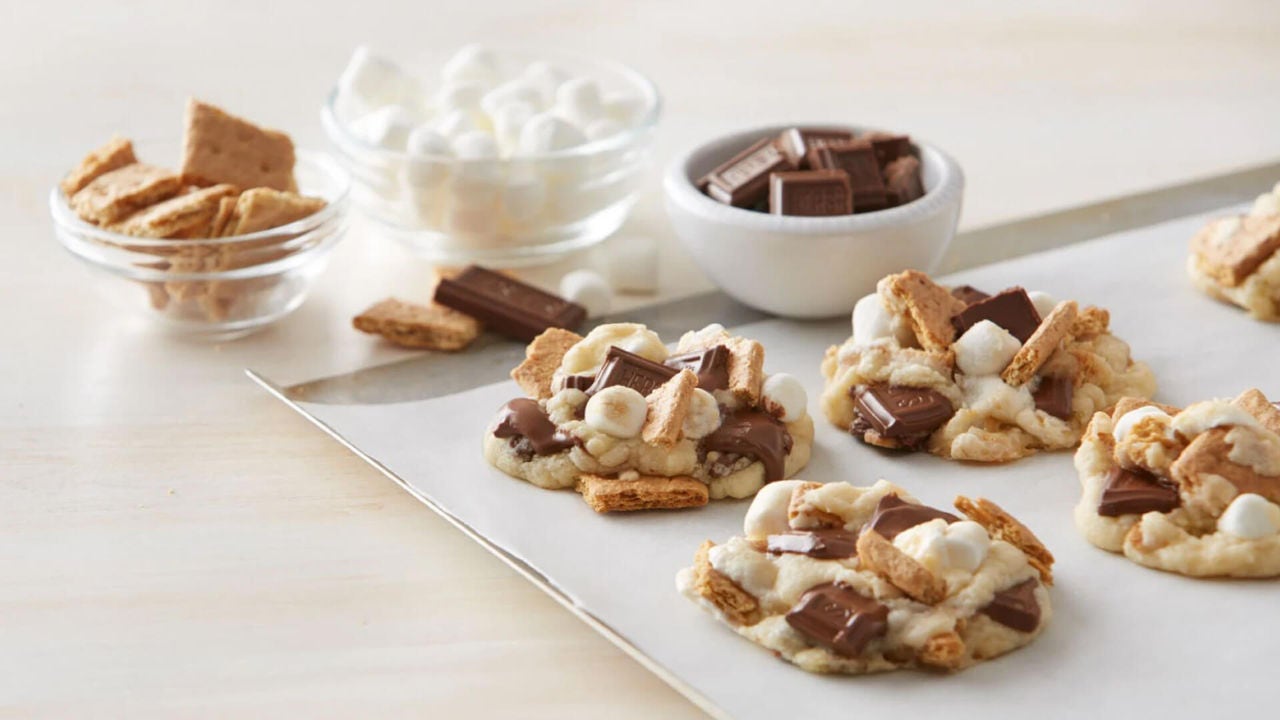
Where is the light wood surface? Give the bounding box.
[3,1,1278,716]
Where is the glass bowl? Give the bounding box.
[321,49,661,268]
[50,149,350,341]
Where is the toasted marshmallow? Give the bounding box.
[584,386,647,438]
[559,323,666,375]
[893,518,990,577]
[1218,494,1280,539]
[762,374,807,423]
[683,389,721,439]
[441,44,498,88]
[517,113,586,155]
[1113,406,1172,443]
[350,106,417,150]
[1027,291,1058,319]
[953,320,1022,376]
[743,479,809,539]
[1170,401,1261,438]
[852,293,894,345]
[559,270,613,318]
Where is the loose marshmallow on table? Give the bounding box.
[1218,494,1280,539]
[762,374,807,423]
[584,386,648,439]
[517,113,587,155]
[1027,291,1058,320]
[554,77,604,127]
[851,293,894,345]
[349,106,418,150]
[606,234,659,295]
[1112,405,1171,443]
[441,44,499,88]
[743,480,810,539]
[953,320,1022,376]
[559,270,613,317]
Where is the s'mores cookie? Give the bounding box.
[1187,185,1280,321]
[482,322,814,512]
[677,479,1053,674]
[820,270,1156,462]
[1074,389,1280,578]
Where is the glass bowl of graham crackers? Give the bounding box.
[50,100,351,340]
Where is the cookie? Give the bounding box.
[677,479,1053,674]
[352,298,482,351]
[1074,389,1280,577]
[1187,206,1280,321]
[482,322,814,511]
[61,136,137,196]
[821,270,1155,463]
[109,184,238,238]
[69,163,183,225]
[181,99,297,192]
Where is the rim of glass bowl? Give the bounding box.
[321,48,663,163]
[50,149,351,251]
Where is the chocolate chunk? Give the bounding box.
[950,285,991,305]
[810,142,888,212]
[980,579,1041,632]
[884,156,924,206]
[951,287,1043,343]
[561,374,596,392]
[1097,467,1180,517]
[700,410,793,482]
[863,132,912,168]
[585,346,678,397]
[775,127,855,168]
[785,582,889,657]
[664,345,730,392]
[493,398,573,456]
[1033,375,1073,420]
[854,384,955,440]
[865,494,959,540]
[434,266,586,342]
[768,170,852,216]
[704,138,796,208]
[766,530,860,559]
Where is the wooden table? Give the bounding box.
[4,2,1278,715]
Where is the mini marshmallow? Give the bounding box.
[451,131,499,160]
[893,518,990,576]
[491,101,537,154]
[554,77,604,127]
[435,80,486,114]
[559,269,613,318]
[607,234,659,294]
[407,126,452,157]
[683,389,721,439]
[440,44,499,88]
[601,91,645,126]
[433,108,481,139]
[743,479,810,539]
[481,80,544,117]
[943,521,991,572]
[1112,406,1171,443]
[403,126,452,188]
[349,106,417,150]
[516,113,586,155]
[953,320,1022,376]
[1218,494,1280,539]
[336,46,409,114]
[522,61,569,106]
[762,374,807,423]
[1027,291,1058,319]
[583,386,647,438]
[584,118,625,142]
[851,293,895,345]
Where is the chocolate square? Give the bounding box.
[1097,467,1180,517]
[951,287,1043,343]
[768,170,852,216]
[664,345,730,392]
[784,583,889,657]
[979,579,1041,632]
[854,384,955,439]
[585,346,678,397]
[434,265,586,342]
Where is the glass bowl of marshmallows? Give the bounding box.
[322,45,661,267]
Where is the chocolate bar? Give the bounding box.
[1033,375,1073,420]
[435,266,587,342]
[952,288,1043,343]
[664,345,730,392]
[950,285,991,306]
[854,384,955,440]
[979,579,1041,632]
[775,127,855,167]
[1097,467,1180,517]
[865,494,959,540]
[885,156,925,206]
[768,170,852,216]
[585,346,678,397]
[704,138,796,208]
[863,132,912,167]
[784,582,890,657]
[811,142,889,212]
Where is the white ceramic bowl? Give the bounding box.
[663,124,964,318]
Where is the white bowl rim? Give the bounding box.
[664,122,964,235]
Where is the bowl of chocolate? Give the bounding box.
[663,124,963,318]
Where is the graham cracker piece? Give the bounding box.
[918,631,966,671]
[223,188,326,236]
[576,473,709,513]
[69,163,183,225]
[883,270,967,351]
[1001,300,1078,386]
[61,136,137,196]
[642,369,698,447]
[208,196,240,237]
[1170,428,1280,505]
[954,496,1054,585]
[787,481,844,529]
[511,328,583,399]
[181,98,297,192]
[724,336,764,405]
[855,529,945,604]
[352,298,482,351]
[1109,397,1181,422]
[690,541,762,626]
[110,184,238,239]
[1070,305,1110,337]
[1233,388,1280,437]
[1191,214,1280,287]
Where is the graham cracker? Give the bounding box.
[918,631,966,671]
[642,369,698,447]
[1191,214,1280,287]
[1233,388,1280,437]
[691,541,762,626]
[724,336,764,405]
[222,188,326,236]
[1070,305,1110,337]
[883,270,966,351]
[576,473,709,513]
[1109,397,1181,422]
[787,481,844,529]
[181,98,297,192]
[1170,428,1280,505]
[855,528,945,604]
[352,298,482,351]
[61,136,137,196]
[954,496,1054,585]
[208,196,240,237]
[511,328,583,399]
[69,163,183,225]
[110,184,238,239]
[1001,300,1077,386]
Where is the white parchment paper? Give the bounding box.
[277,209,1279,718]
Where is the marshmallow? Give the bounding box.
[517,113,586,155]
[433,108,481,139]
[407,126,452,157]
[1027,291,1058,319]
[559,323,666,375]
[1218,494,1280,539]
[336,46,410,115]
[445,203,498,237]
[403,126,452,189]
[481,80,544,117]
[601,91,646,126]
[893,519,990,576]
[762,374,807,423]
[953,320,1022,376]
[1209,217,1242,248]
[943,521,991,572]
[584,118,625,142]
[501,170,546,223]
[451,131,499,160]
[583,386,647,438]
[440,44,499,88]
[606,235,659,294]
[743,479,810,539]
[554,77,604,127]
[559,269,613,318]
[435,80,486,115]
[522,61,569,106]
[491,101,537,154]
[1112,406,1172,443]
[1250,183,1280,217]
[349,106,417,150]
[851,293,895,345]
[683,389,722,439]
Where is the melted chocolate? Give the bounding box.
[865,494,959,540]
[493,398,573,457]
[766,530,860,559]
[1097,466,1180,517]
[979,579,1041,632]
[785,582,889,657]
[664,345,730,392]
[700,410,793,482]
